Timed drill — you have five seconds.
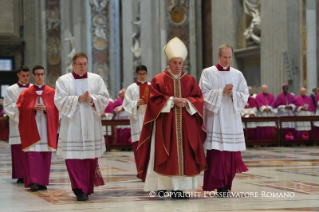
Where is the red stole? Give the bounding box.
[16,85,59,150]
[137,69,207,181]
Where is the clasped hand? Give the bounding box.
[78,91,93,103]
[174,97,187,108]
[223,84,233,96]
[34,104,46,111]
[137,99,145,106]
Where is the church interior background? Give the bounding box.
[1,0,319,211]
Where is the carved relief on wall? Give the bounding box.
[64,33,75,73]
[243,0,261,45]
[93,62,109,87]
[47,36,61,65]
[92,14,108,51]
[90,0,108,13]
[47,7,60,32]
[167,0,188,26]
[131,0,141,73]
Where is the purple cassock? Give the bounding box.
[275,92,296,140]
[23,152,52,188]
[66,158,104,195]
[113,97,131,145]
[243,97,258,141]
[314,94,319,140]
[203,150,248,191]
[11,145,25,179]
[255,93,277,141]
[294,95,315,140]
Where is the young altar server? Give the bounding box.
[16,65,59,191]
[4,66,31,183]
[54,52,109,201]
[123,65,150,171]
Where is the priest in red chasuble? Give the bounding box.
[16,65,59,191]
[137,37,207,199]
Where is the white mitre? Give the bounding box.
[163,37,188,61]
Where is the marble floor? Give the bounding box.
[1,141,319,212]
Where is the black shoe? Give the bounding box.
[76,193,88,201]
[217,188,229,198]
[73,189,89,201]
[157,190,167,197]
[171,190,189,199]
[30,183,39,192]
[16,178,24,184]
[38,185,47,190]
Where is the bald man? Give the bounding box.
[255,85,277,141]
[294,87,315,140]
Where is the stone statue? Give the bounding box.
[64,33,76,73]
[243,0,261,45]
[131,17,141,59]
[131,1,141,70]
[90,0,108,13]
[47,7,60,31]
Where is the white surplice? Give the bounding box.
[257,105,277,127]
[54,73,109,159]
[241,107,257,129]
[277,104,296,129]
[199,66,249,152]
[144,70,198,191]
[123,82,150,142]
[295,107,314,131]
[3,83,32,145]
[26,86,54,152]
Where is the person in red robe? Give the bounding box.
[137,37,207,199]
[16,65,59,191]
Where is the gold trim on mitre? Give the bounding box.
[163,37,188,61]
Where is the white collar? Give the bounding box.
[35,83,45,88]
[168,68,181,79]
[18,81,27,86]
[218,62,229,70]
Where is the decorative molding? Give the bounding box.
[167,0,188,27]
[47,6,60,32]
[92,14,108,51]
[47,36,61,65]
[131,0,141,72]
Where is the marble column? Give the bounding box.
[121,0,135,88]
[23,0,47,75]
[109,0,121,97]
[211,0,238,68]
[306,0,317,93]
[260,0,288,95]
[159,0,167,72]
[60,0,90,76]
[140,0,161,81]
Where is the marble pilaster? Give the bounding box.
[306,0,317,94]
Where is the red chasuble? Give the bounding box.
[137,69,207,181]
[16,85,59,150]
